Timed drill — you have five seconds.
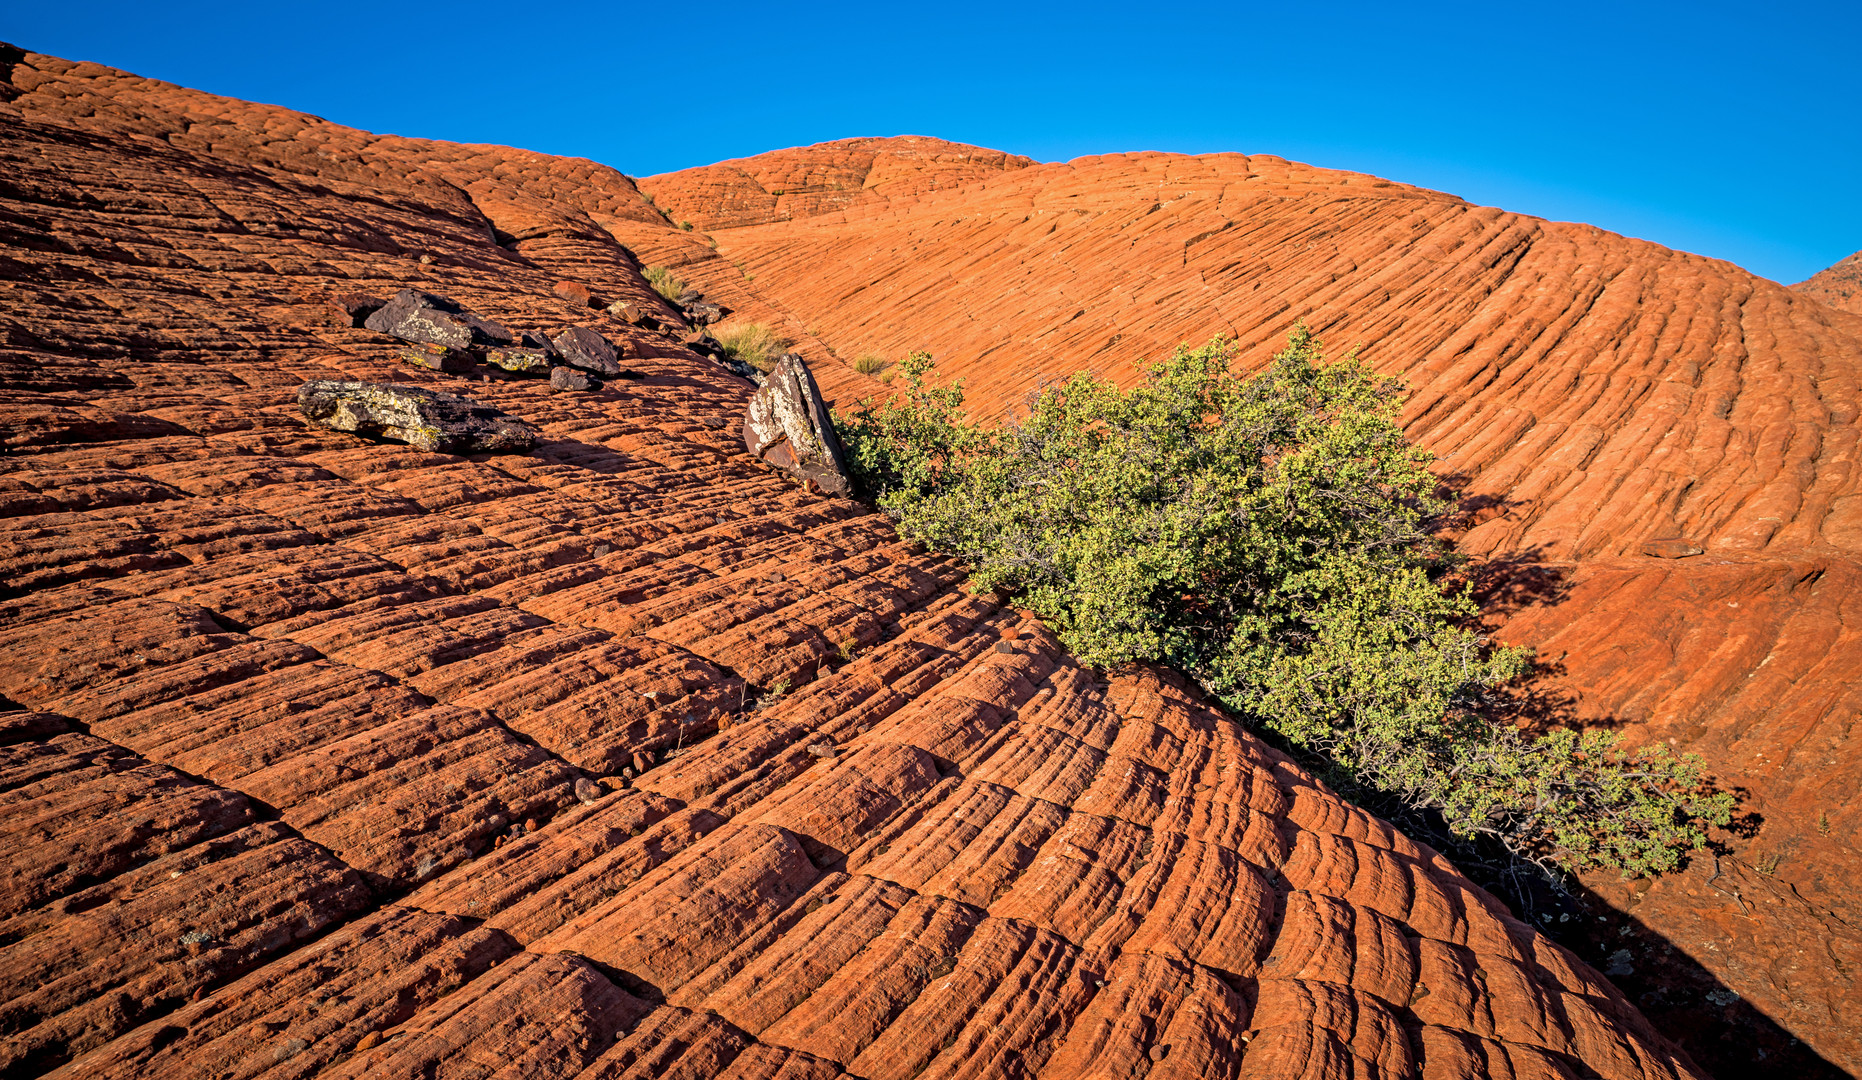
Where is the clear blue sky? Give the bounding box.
[7,1,1857,284]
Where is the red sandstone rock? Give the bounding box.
[1639,538,1704,559]
[1793,249,1862,314]
[61,906,516,1079]
[637,136,1037,232]
[0,44,1784,1080]
[554,280,599,308]
[643,137,1862,1076]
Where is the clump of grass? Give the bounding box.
[853,354,889,376]
[714,322,789,373]
[678,220,694,231]
[643,266,685,302]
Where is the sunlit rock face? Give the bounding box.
[1,40,1855,1080]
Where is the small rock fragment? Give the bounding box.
[574,777,602,803]
[398,342,475,373]
[743,354,853,496]
[608,300,650,325]
[549,365,600,392]
[632,752,653,773]
[552,280,597,308]
[485,347,552,374]
[551,326,624,376]
[1641,538,1704,559]
[297,379,538,454]
[806,741,838,758]
[356,1032,383,1052]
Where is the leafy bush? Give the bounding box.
[853,354,889,376]
[643,266,685,302]
[836,329,1733,876]
[714,322,789,373]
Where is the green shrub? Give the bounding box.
[853,354,889,376]
[714,322,789,373]
[643,266,685,302]
[836,328,1733,876]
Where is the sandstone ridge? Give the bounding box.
[0,45,1831,1080]
[636,133,1862,1077]
[1794,249,1862,314]
[637,135,1038,233]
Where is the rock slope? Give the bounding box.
[635,136,1037,233]
[1794,249,1862,314]
[0,46,1710,1080]
[643,144,1862,1074]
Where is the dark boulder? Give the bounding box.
[297,380,537,454]
[550,326,623,377]
[364,289,515,348]
[742,354,852,496]
[549,366,600,392]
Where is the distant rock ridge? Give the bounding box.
[0,41,1851,1080]
[636,135,1037,231]
[1793,248,1862,314]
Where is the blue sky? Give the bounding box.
[7,1,1857,283]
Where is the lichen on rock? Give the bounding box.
[743,354,851,495]
[296,380,538,454]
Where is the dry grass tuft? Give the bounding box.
[643,266,685,302]
[853,354,889,376]
[715,322,790,372]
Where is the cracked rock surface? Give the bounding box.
[0,43,1794,1080]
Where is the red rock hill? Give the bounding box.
[641,143,1862,1076]
[635,136,1037,233]
[1794,249,1862,314]
[0,45,1833,1080]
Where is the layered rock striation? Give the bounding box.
[0,45,1714,1080]
[635,135,1038,233]
[0,43,1837,1080]
[638,135,1862,1077]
